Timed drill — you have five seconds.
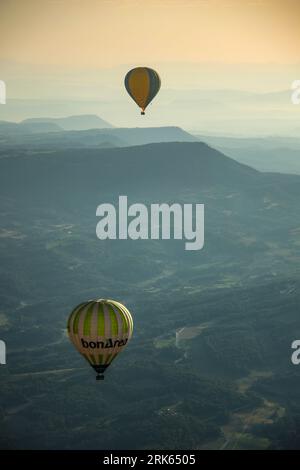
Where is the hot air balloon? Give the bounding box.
[67,299,133,380]
[124,67,161,115]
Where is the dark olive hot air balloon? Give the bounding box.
[124,67,161,115]
[67,299,133,380]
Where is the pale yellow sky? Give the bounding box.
[1,0,300,67]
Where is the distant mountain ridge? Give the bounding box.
[200,134,300,175]
[0,124,198,149]
[0,120,62,135]
[21,114,113,130]
[106,127,197,146]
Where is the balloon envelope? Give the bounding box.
[125,67,161,114]
[67,299,133,380]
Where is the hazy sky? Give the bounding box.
[1,0,299,132]
[1,0,300,67]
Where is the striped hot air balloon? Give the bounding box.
[124,67,161,115]
[67,299,133,380]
